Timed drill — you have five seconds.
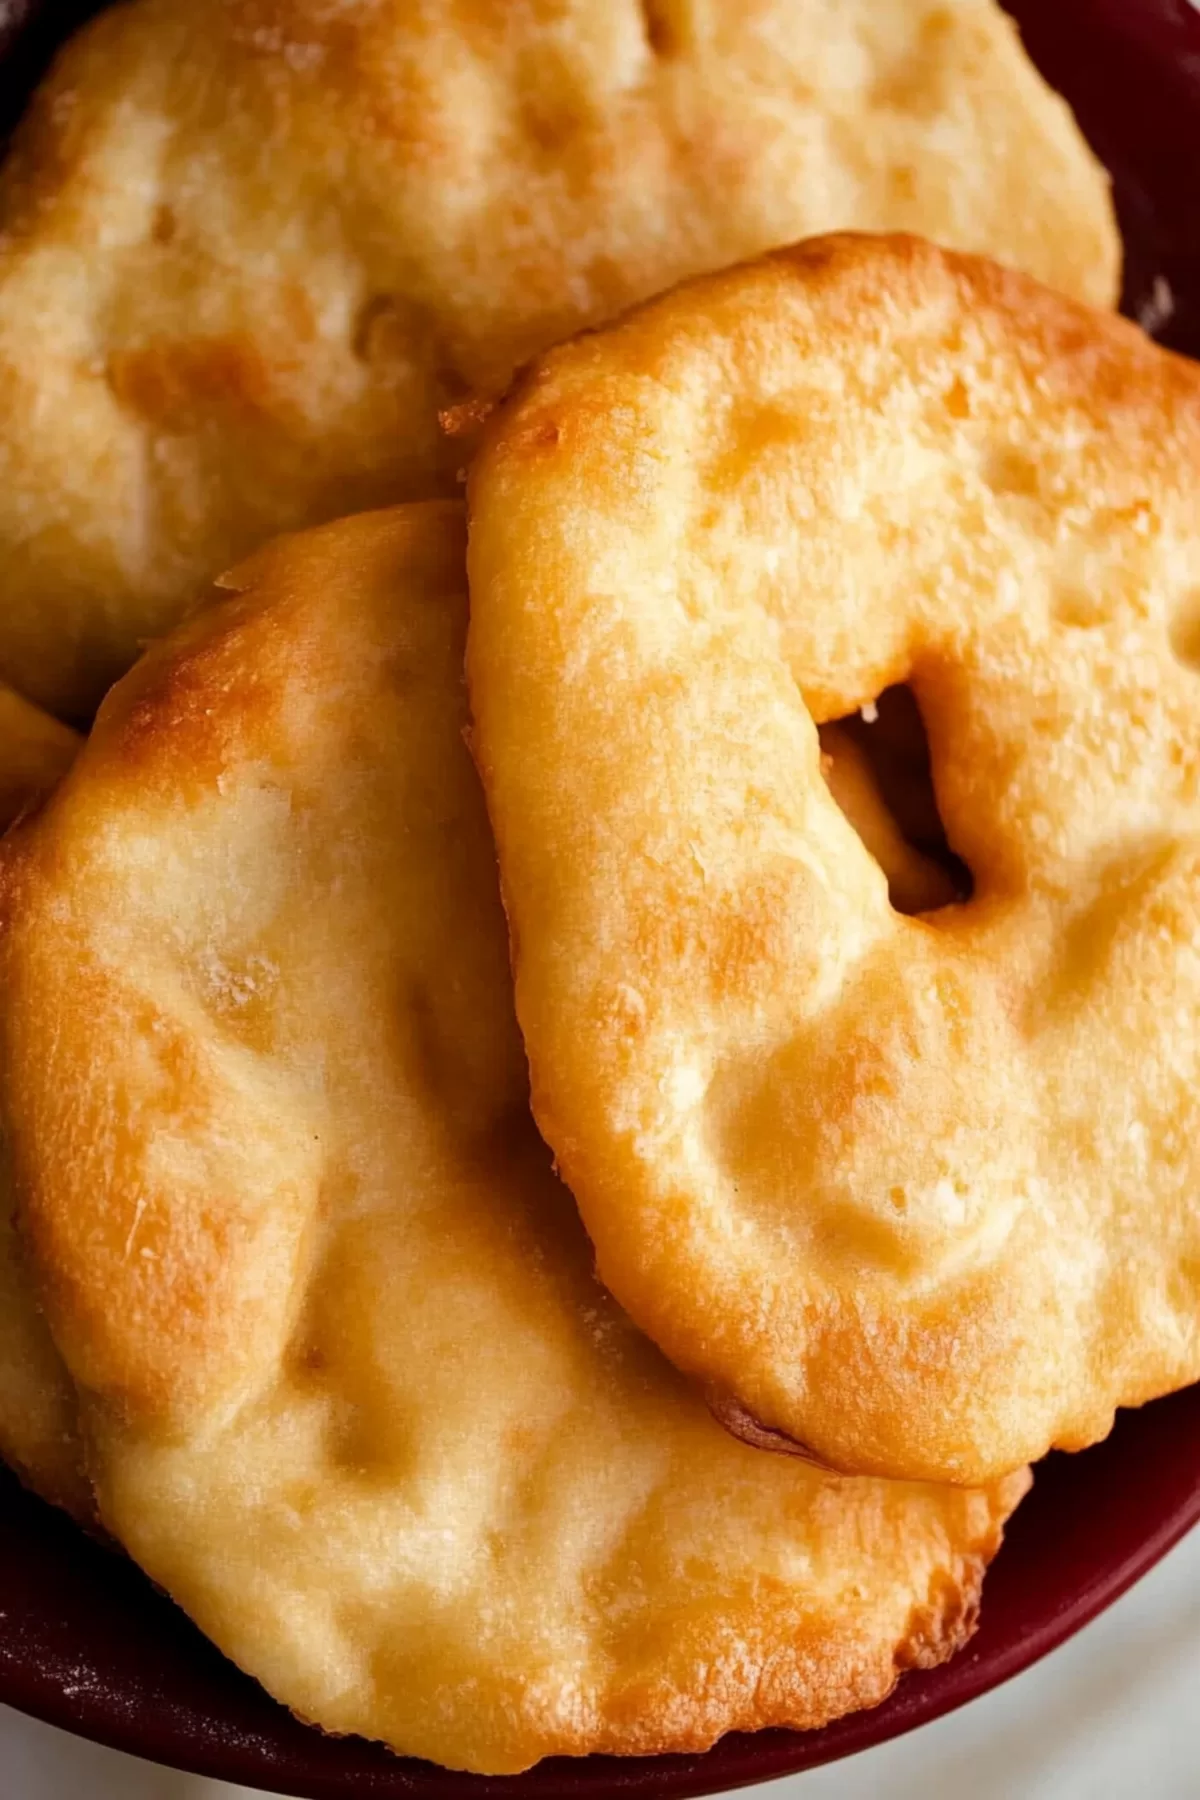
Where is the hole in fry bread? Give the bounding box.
[818,686,971,914]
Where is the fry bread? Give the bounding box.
[467,235,1200,1485]
[1,503,1027,1770]
[0,0,1116,715]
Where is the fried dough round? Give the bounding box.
[467,234,1200,1487]
[0,694,87,1516]
[0,0,1118,718]
[0,504,1026,1772]
[0,689,80,828]
[0,567,909,1531]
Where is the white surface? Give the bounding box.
[4,1524,1200,1799]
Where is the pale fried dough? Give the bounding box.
[0,693,86,1516]
[0,504,1027,1772]
[466,234,1200,1487]
[0,0,1117,717]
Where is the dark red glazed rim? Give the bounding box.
[2,1,1200,1794]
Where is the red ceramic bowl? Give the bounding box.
[3,2,1200,1794]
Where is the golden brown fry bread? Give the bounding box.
[0,0,1118,718]
[466,234,1200,1488]
[0,570,940,1535]
[0,504,1027,1773]
[0,693,87,1516]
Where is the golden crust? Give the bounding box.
[0,0,1117,717]
[0,694,87,1516]
[0,503,1027,1772]
[466,233,1200,1487]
